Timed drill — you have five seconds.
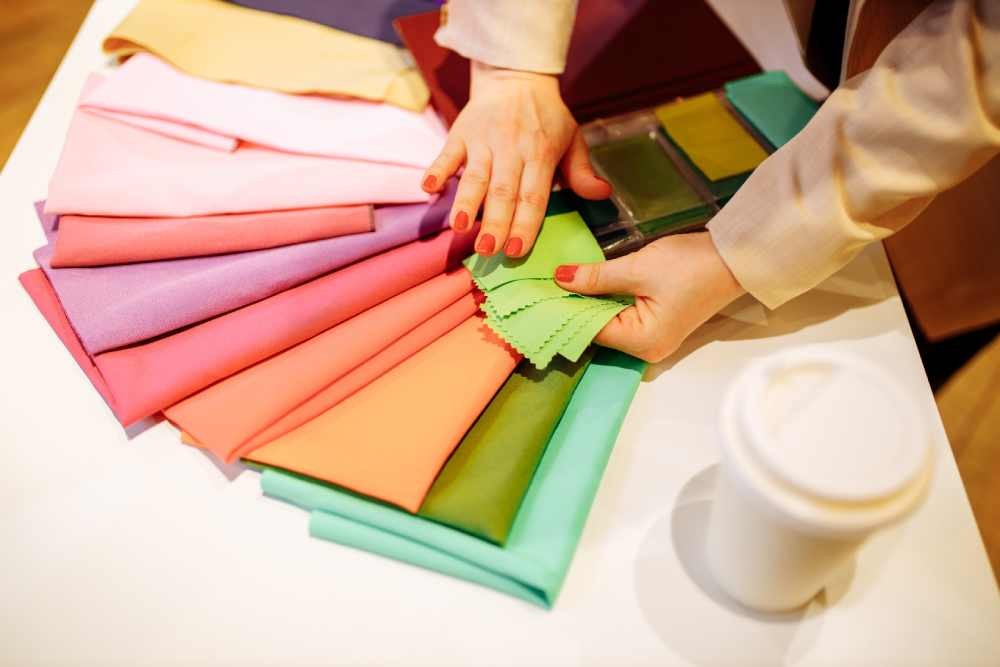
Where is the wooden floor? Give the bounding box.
[3,0,997,583]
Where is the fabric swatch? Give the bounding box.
[46,76,428,218]
[466,211,630,369]
[82,54,445,169]
[50,206,373,267]
[165,270,476,463]
[34,188,453,355]
[226,0,440,47]
[22,229,473,426]
[261,348,646,607]
[654,92,768,181]
[247,316,520,513]
[103,0,429,111]
[725,71,819,148]
[418,350,594,545]
[589,133,706,223]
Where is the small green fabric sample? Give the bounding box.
[724,70,819,148]
[260,348,647,608]
[589,132,705,222]
[465,211,630,369]
[418,350,594,545]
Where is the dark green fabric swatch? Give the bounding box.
[418,349,594,545]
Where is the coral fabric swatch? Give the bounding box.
[260,349,646,607]
[46,76,428,218]
[226,0,439,47]
[103,0,429,111]
[51,206,373,267]
[35,189,453,354]
[418,350,593,545]
[23,229,472,426]
[654,92,768,181]
[81,54,445,169]
[247,316,520,513]
[166,270,477,462]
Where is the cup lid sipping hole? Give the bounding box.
[738,348,928,504]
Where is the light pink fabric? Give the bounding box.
[81,53,445,168]
[85,107,239,151]
[50,206,373,267]
[45,75,430,217]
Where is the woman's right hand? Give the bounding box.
[421,60,612,258]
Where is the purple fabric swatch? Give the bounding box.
[34,183,455,355]
[227,0,440,46]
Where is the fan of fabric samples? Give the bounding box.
[466,210,631,369]
[226,0,441,47]
[103,0,429,111]
[46,75,432,218]
[260,348,646,607]
[21,224,473,426]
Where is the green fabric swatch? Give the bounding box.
[260,349,647,608]
[589,132,705,222]
[418,350,594,545]
[465,211,630,369]
[724,70,819,149]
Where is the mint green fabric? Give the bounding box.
[465,211,630,369]
[418,350,593,545]
[260,349,647,608]
[724,70,819,148]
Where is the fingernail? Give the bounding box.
[476,234,496,255]
[504,237,523,257]
[422,175,437,192]
[555,264,578,283]
[453,211,469,231]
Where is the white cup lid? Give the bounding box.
[738,348,928,503]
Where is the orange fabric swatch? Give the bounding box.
[51,205,373,267]
[247,315,520,512]
[165,269,476,462]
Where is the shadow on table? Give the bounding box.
[635,465,857,666]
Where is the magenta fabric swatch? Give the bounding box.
[34,183,455,355]
[45,75,430,218]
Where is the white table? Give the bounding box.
[2,2,998,665]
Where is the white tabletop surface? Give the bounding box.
[2,1,998,665]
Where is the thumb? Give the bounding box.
[560,129,613,201]
[554,254,639,296]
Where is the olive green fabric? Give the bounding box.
[418,350,594,545]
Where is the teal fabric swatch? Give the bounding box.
[724,70,819,148]
[465,211,630,369]
[260,349,647,608]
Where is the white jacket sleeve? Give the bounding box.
[708,0,1000,309]
[433,0,578,74]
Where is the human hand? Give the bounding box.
[554,232,746,363]
[421,61,611,258]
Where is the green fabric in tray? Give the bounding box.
[260,348,647,608]
[418,350,594,545]
[724,70,819,148]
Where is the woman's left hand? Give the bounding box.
[554,232,746,363]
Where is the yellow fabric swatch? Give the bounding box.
[655,93,767,181]
[103,0,430,111]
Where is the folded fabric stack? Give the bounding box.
[17,0,647,608]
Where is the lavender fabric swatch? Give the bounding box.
[226,0,440,46]
[33,185,455,355]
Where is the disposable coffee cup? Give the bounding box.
[706,347,933,612]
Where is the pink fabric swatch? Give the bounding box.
[21,229,474,426]
[84,106,239,152]
[50,205,373,267]
[81,53,445,168]
[45,75,429,217]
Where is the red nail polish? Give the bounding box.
[422,175,438,192]
[555,264,578,283]
[453,211,469,231]
[476,234,496,255]
[504,237,523,257]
